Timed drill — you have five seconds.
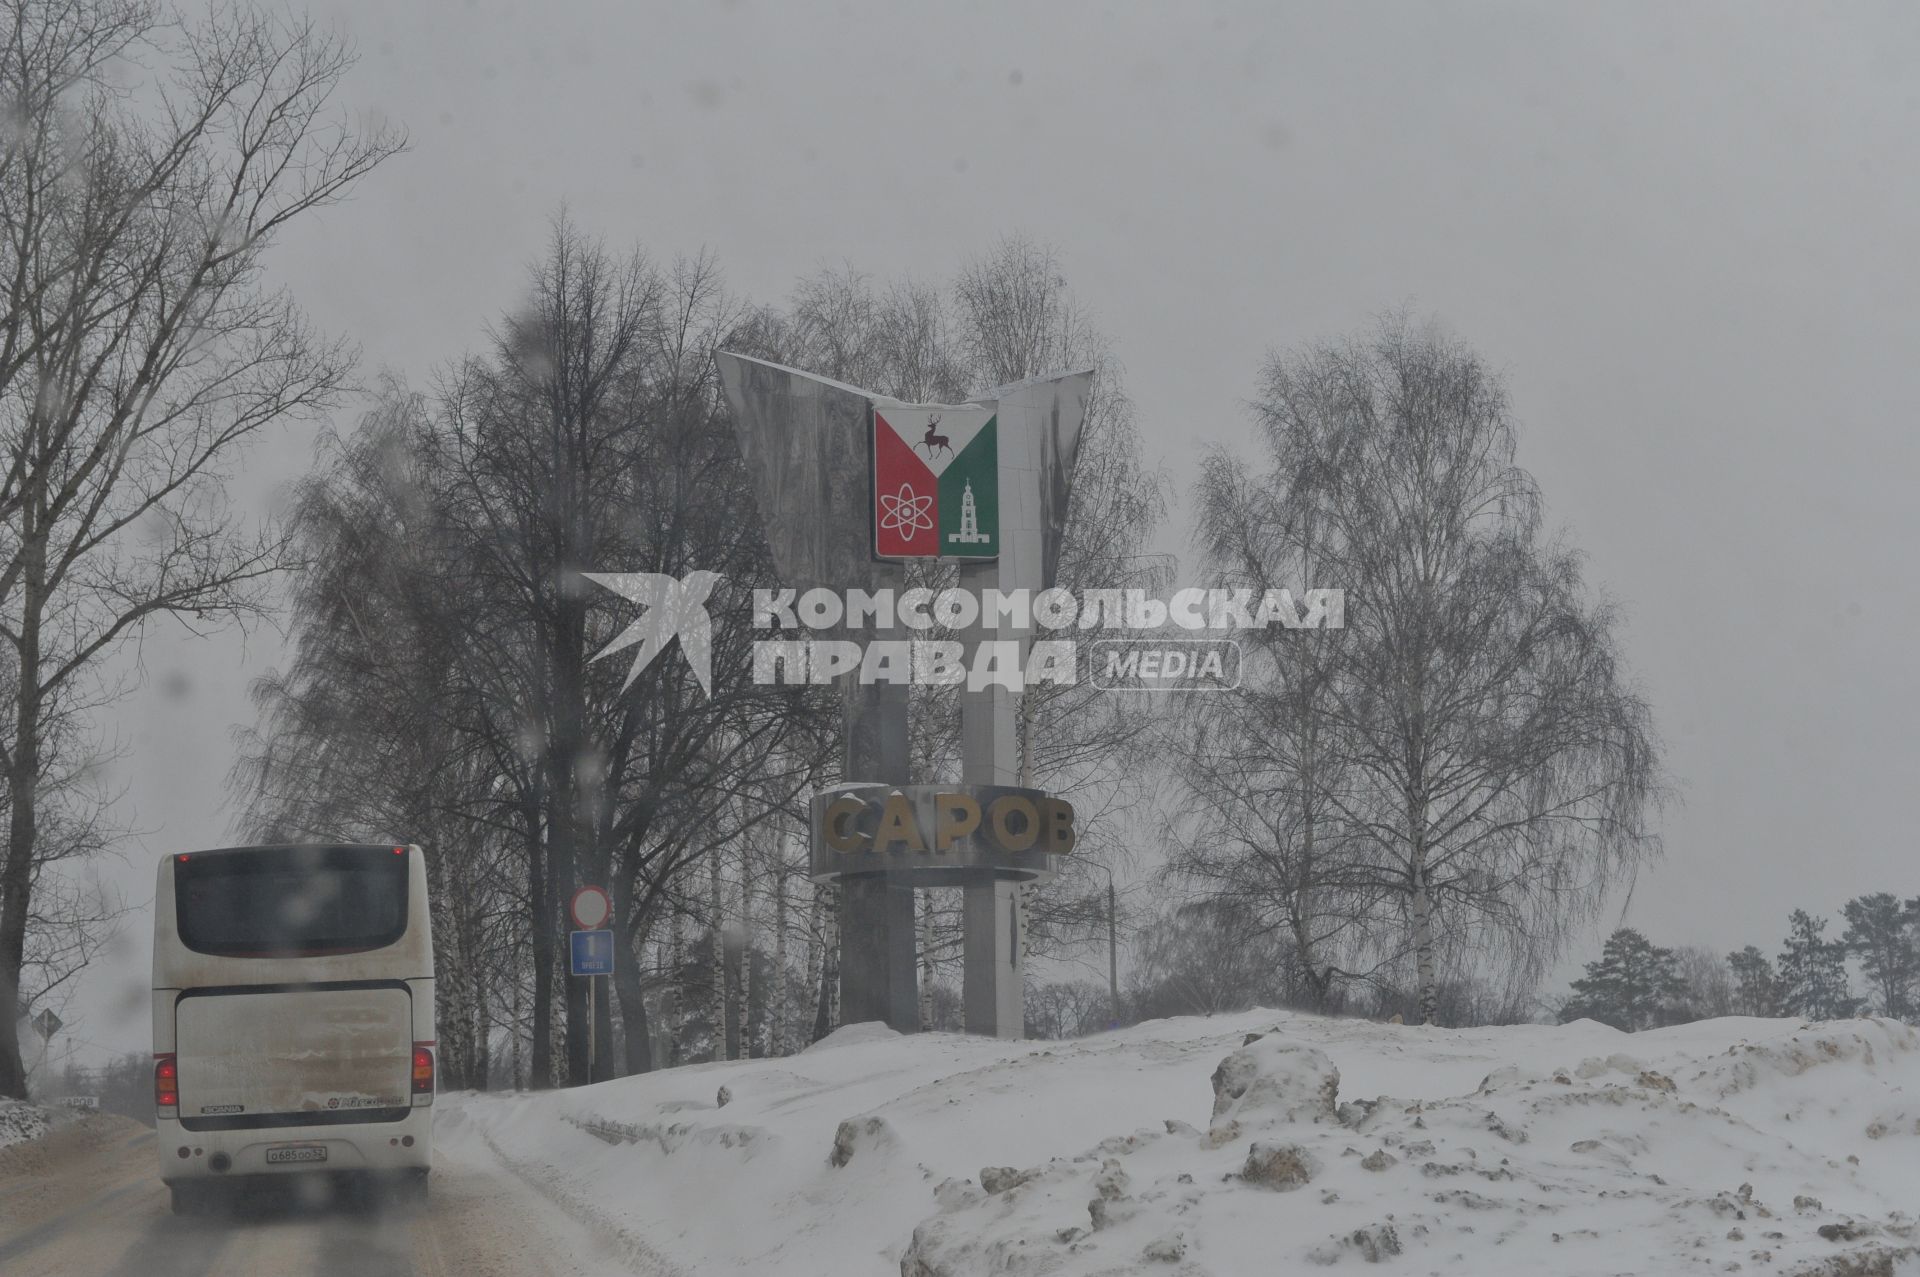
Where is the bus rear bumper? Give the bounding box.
[158,1106,432,1182]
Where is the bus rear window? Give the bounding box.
[175,846,409,957]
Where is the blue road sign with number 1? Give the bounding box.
[570,929,614,976]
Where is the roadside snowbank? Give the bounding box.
[0,1099,65,1151]
[451,1012,1920,1276]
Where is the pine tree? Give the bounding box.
[1561,928,1684,1031]
[1777,910,1860,1021]
[1840,893,1920,1020]
[1727,946,1782,1017]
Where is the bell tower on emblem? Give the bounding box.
[948,479,991,546]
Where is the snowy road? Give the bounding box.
[0,1113,641,1277]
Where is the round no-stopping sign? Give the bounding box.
[570,885,611,930]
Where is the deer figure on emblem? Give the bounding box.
[918,415,952,460]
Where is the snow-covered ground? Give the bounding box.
[451,1012,1920,1276]
[0,1098,68,1151]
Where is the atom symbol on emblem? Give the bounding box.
[878,483,934,542]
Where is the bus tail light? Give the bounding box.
[412,1043,434,1103]
[155,1054,178,1115]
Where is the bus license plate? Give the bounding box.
[266,1145,328,1164]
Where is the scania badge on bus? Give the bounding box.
[569,885,611,931]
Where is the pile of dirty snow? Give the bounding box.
[0,1099,64,1150]
[451,1012,1920,1276]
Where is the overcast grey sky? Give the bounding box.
[61,0,1920,1060]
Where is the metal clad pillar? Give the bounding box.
[962,878,1023,1036]
[839,562,917,1032]
[959,558,1023,1036]
[717,353,918,1033]
[955,372,1091,1038]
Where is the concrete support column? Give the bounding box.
[959,560,1024,1036]
[963,876,1024,1037]
[837,564,918,1032]
[958,561,1022,789]
[840,876,919,1032]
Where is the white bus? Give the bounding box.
[152,843,436,1213]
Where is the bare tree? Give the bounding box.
[951,239,1172,974]
[1216,315,1665,1025]
[1167,665,1393,1011]
[708,843,726,1060]
[666,898,686,1063]
[769,833,791,1054]
[228,387,524,1089]
[1,624,125,1030]
[1024,980,1108,1039]
[918,889,936,1031]
[239,219,831,1085]
[1671,946,1734,1022]
[0,0,402,1095]
[1129,898,1291,1018]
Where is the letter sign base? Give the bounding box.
[810,783,1073,887]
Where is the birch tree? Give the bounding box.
[770,838,790,1055]
[1671,946,1734,1022]
[950,238,1167,957]
[666,900,686,1064]
[739,843,755,1056]
[811,885,840,1041]
[1167,673,1390,1011]
[708,847,726,1060]
[1222,315,1664,1025]
[227,388,524,1088]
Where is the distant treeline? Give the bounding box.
[1557,894,1919,1031]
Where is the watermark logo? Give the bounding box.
[751,587,1338,692]
[587,581,1338,696]
[584,571,721,695]
[1090,638,1244,692]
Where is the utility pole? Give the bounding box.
[1085,863,1120,1027]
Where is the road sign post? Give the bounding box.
[568,929,615,975]
[29,1007,60,1082]
[568,902,614,1084]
